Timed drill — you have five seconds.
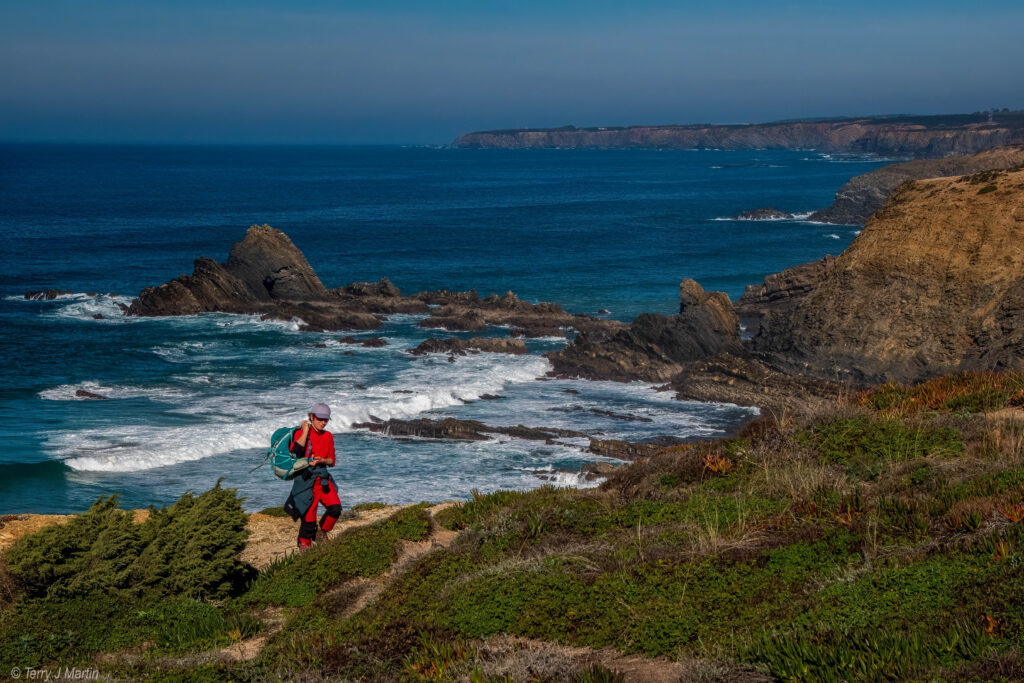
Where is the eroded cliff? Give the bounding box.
[756,168,1024,383]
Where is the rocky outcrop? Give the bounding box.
[669,353,841,414]
[734,208,793,220]
[734,256,836,326]
[809,145,1024,224]
[416,290,623,337]
[408,337,528,356]
[454,111,1024,158]
[756,167,1024,383]
[126,226,616,334]
[548,279,742,381]
[127,225,339,322]
[351,417,584,443]
[24,289,73,300]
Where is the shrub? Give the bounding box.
[7,482,250,602]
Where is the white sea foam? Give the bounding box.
[826,233,841,239]
[39,381,191,402]
[47,293,133,322]
[59,352,554,472]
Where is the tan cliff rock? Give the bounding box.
[756,167,1024,383]
[809,144,1024,224]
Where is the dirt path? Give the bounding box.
[220,502,459,663]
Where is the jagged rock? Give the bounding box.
[757,167,1024,383]
[92,314,104,320]
[581,462,617,478]
[670,353,840,414]
[408,337,528,356]
[75,389,107,399]
[338,336,388,348]
[548,279,742,381]
[224,224,327,301]
[734,256,836,325]
[548,406,653,422]
[510,326,565,338]
[809,144,1024,224]
[128,225,326,316]
[734,208,793,220]
[588,439,663,461]
[418,311,488,332]
[24,289,72,300]
[341,278,401,298]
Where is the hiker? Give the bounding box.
[283,402,342,548]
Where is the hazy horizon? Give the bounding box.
[3,1,1023,145]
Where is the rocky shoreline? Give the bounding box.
[32,144,1024,471]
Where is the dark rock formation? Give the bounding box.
[587,439,663,461]
[128,224,331,315]
[809,144,1024,224]
[734,208,793,220]
[408,337,528,356]
[340,278,401,298]
[339,336,388,348]
[352,417,585,443]
[25,290,72,300]
[416,290,621,337]
[548,279,742,381]
[75,389,107,399]
[756,167,1024,384]
[734,256,836,326]
[670,354,841,415]
[453,111,1024,158]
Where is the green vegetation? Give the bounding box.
[7,371,1024,680]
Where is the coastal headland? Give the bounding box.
[9,145,1024,680]
[453,110,1024,158]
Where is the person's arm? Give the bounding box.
[290,421,311,457]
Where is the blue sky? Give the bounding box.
[1,1,1022,144]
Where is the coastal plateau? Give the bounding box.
[453,110,1024,158]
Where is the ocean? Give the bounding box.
[0,144,888,513]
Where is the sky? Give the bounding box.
[1,0,1022,145]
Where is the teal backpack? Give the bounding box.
[268,426,313,480]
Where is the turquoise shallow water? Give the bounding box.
[0,145,886,513]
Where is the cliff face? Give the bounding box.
[756,168,1024,383]
[809,145,1024,224]
[453,112,1024,159]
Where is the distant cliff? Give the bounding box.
[453,111,1024,158]
[809,144,1024,224]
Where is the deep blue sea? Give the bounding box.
[0,144,888,513]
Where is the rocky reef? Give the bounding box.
[453,111,1024,158]
[809,144,1024,224]
[733,208,794,220]
[126,224,618,335]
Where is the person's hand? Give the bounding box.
[301,419,311,433]
[309,458,322,466]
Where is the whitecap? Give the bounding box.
[825,233,841,239]
[39,381,191,402]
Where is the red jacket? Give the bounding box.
[291,428,336,466]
